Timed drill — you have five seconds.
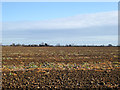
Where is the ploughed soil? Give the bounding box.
[2,46,120,89]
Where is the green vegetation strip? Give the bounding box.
[3,61,120,71]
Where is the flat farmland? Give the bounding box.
[2,46,120,89]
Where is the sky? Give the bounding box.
[2,2,118,45]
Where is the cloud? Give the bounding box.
[2,11,118,45]
[3,11,118,31]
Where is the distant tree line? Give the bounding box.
[9,43,50,47]
[2,43,119,47]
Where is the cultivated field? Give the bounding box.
[2,46,120,89]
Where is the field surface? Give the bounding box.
[2,46,120,89]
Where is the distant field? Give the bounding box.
[2,46,120,89]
